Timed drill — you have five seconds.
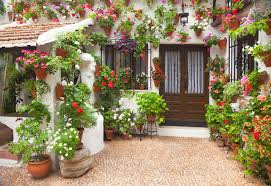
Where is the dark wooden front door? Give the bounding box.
[159,45,209,127]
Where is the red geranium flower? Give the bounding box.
[233,0,239,2]
[104,76,108,81]
[108,80,114,89]
[102,82,107,86]
[77,107,84,114]
[253,131,261,141]
[111,71,115,77]
[232,9,238,14]
[223,120,229,124]
[72,102,79,108]
[217,101,224,107]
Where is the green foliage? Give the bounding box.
[117,109,134,134]
[24,79,50,98]
[134,112,146,126]
[224,81,243,103]
[248,70,261,96]
[103,110,117,130]
[206,55,226,75]
[209,79,224,101]
[89,32,108,46]
[0,0,5,15]
[135,92,168,124]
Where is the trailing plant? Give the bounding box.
[206,55,225,75]
[24,79,50,98]
[203,33,219,47]
[209,77,225,101]
[89,32,108,46]
[135,92,168,124]
[224,81,243,103]
[96,7,117,29]
[0,0,5,15]
[244,42,271,64]
[176,31,190,42]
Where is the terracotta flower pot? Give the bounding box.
[55,83,64,100]
[76,128,84,150]
[195,30,202,36]
[105,0,112,6]
[26,155,52,178]
[166,31,173,37]
[174,14,179,25]
[264,20,271,35]
[231,143,239,158]
[147,114,156,123]
[34,68,47,80]
[264,164,271,180]
[122,133,129,140]
[180,36,188,42]
[56,48,68,58]
[105,129,114,140]
[258,71,269,85]
[103,26,112,37]
[31,89,37,99]
[139,84,145,90]
[218,38,227,50]
[154,79,161,87]
[216,137,225,147]
[78,10,86,18]
[228,20,240,30]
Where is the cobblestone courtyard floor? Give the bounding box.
[0,137,264,186]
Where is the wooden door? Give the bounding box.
[160,45,209,127]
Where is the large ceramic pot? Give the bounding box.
[147,115,156,123]
[76,128,84,150]
[105,129,114,141]
[55,83,64,100]
[34,68,47,80]
[26,155,52,178]
[56,48,68,58]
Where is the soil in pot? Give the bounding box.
[76,128,84,150]
[27,154,52,178]
[56,48,68,58]
[105,129,114,140]
[55,83,64,100]
[154,80,161,87]
[216,137,225,147]
[34,68,47,80]
[122,133,129,140]
[147,115,156,123]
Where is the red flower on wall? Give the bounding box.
[72,102,79,108]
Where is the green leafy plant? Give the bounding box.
[134,111,146,127]
[176,31,190,42]
[103,109,117,130]
[24,79,50,98]
[89,32,108,46]
[116,109,134,134]
[206,55,226,75]
[203,33,219,47]
[135,92,168,124]
[244,42,271,61]
[224,81,243,103]
[0,0,5,15]
[209,78,225,101]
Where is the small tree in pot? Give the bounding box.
[135,92,168,124]
[9,100,52,178]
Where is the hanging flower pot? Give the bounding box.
[154,79,161,87]
[218,38,227,50]
[56,48,68,58]
[122,133,129,140]
[174,14,179,25]
[264,20,271,35]
[195,30,202,37]
[166,31,173,37]
[105,129,114,140]
[76,128,84,150]
[26,155,52,178]
[55,83,64,100]
[147,114,156,123]
[104,0,112,6]
[228,20,240,30]
[265,164,271,180]
[34,68,47,80]
[103,26,112,37]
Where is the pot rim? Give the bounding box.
[28,154,51,165]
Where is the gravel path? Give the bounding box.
[0,137,263,186]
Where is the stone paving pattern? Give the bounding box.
[0,137,264,186]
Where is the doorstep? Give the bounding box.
[158,126,209,138]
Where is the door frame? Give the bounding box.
[159,44,210,127]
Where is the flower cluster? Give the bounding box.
[203,33,219,47]
[209,77,225,101]
[96,7,117,28]
[241,76,252,96]
[116,109,135,134]
[16,50,49,70]
[151,67,165,81]
[116,18,135,38]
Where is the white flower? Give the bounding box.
[119,100,122,105]
[64,143,67,146]
[74,41,80,45]
[65,153,68,157]
[77,49,82,54]
[69,147,72,150]
[59,150,62,154]
[68,81,74,86]
[75,64,80,70]
[64,133,68,136]
[66,122,72,127]
[60,156,64,160]
[61,80,67,86]
[69,135,72,138]
[131,122,135,126]
[128,118,131,121]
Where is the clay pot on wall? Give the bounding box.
[228,20,240,30]
[56,48,68,58]
[76,128,84,150]
[26,155,52,178]
[55,83,64,100]
[154,79,161,87]
[147,115,156,123]
[103,26,112,37]
[105,129,114,140]
[218,38,227,50]
[34,68,47,80]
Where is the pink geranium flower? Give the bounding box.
[257,95,266,102]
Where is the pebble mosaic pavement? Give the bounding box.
[0,137,264,186]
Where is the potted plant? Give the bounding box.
[116,109,134,140]
[103,110,116,140]
[16,50,54,80]
[223,13,240,30]
[164,23,175,37]
[58,83,96,150]
[203,33,219,47]
[135,92,168,124]
[117,18,134,38]
[223,81,243,103]
[9,100,52,178]
[176,31,190,42]
[135,72,148,90]
[151,67,165,87]
[190,22,206,36]
[209,77,225,101]
[244,42,271,67]
[24,79,50,99]
[206,55,226,76]
[134,112,146,133]
[96,8,116,37]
